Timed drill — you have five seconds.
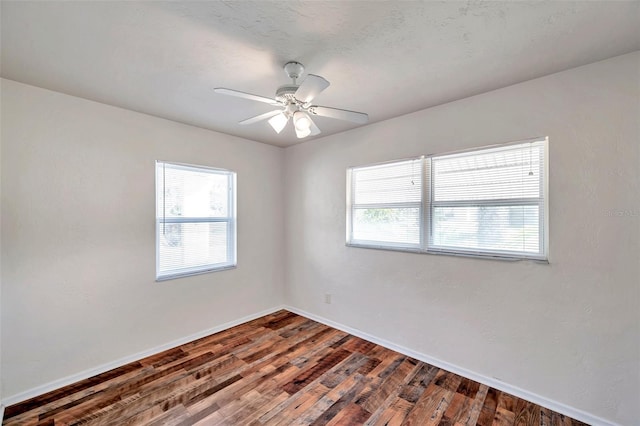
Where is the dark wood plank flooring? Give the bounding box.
[3,310,588,425]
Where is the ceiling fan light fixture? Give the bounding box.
[216,61,369,141]
[268,112,289,134]
[295,126,312,139]
[293,111,312,131]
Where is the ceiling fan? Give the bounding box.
[214,62,369,139]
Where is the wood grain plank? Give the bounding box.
[492,407,516,426]
[403,383,454,426]
[513,399,540,426]
[476,387,500,426]
[360,360,422,425]
[309,374,369,426]
[358,358,420,413]
[455,383,488,426]
[282,349,351,394]
[265,384,331,426]
[290,372,369,425]
[367,397,414,426]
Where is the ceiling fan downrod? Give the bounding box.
[276,62,305,104]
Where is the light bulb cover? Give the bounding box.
[293,111,312,131]
[295,126,311,139]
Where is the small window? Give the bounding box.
[346,138,548,261]
[156,161,236,280]
[347,158,423,249]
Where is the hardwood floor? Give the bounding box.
[3,310,587,425]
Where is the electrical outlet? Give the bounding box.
[324,293,332,304]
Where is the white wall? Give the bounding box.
[284,52,639,425]
[0,79,285,398]
[0,79,3,408]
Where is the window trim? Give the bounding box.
[155,161,237,281]
[346,137,549,262]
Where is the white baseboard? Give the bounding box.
[283,305,617,426]
[1,305,286,408]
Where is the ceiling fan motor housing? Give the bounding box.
[275,84,300,103]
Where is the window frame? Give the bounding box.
[346,137,549,262]
[155,161,237,281]
[346,158,424,251]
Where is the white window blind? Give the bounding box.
[429,140,546,259]
[346,138,548,260]
[348,158,422,248]
[156,162,236,280]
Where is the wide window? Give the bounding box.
[156,161,236,280]
[347,138,548,260]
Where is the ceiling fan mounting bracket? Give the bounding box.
[283,61,305,81]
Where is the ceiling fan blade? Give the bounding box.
[307,105,369,124]
[294,74,330,104]
[268,112,290,133]
[239,110,283,125]
[214,88,280,106]
[308,116,321,136]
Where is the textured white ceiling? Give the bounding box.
[2,1,639,147]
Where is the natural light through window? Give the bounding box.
[347,138,548,260]
[348,158,423,248]
[156,162,236,280]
